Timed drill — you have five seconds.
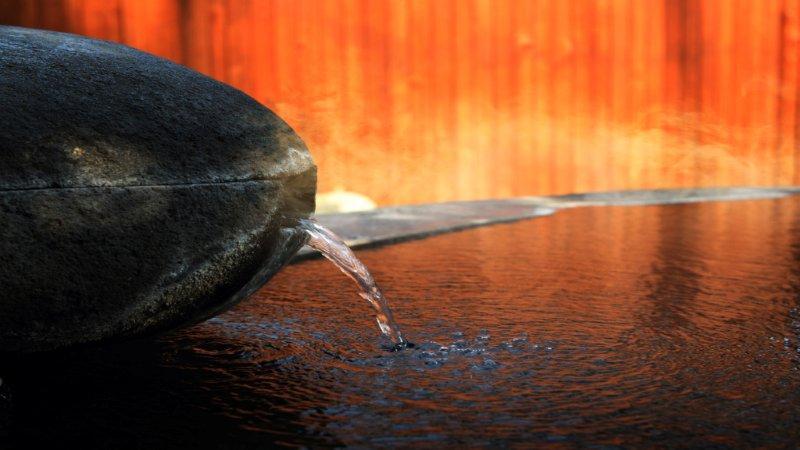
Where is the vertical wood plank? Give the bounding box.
[1,0,798,204]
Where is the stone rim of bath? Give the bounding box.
[302,186,800,258]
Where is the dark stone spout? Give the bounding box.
[0,26,316,352]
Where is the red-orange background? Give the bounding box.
[2,0,799,205]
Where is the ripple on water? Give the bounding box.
[2,198,800,447]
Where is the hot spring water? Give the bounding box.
[2,197,800,447]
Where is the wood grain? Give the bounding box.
[2,0,799,204]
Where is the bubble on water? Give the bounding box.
[414,342,441,352]
[472,358,500,371]
[511,335,528,344]
[452,340,468,350]
[460,348,485,357]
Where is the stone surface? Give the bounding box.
[302,199,556,257]
[307,187,800,256]
[0,26,316,352]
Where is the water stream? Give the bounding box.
[297,218,407,348]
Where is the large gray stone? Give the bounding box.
[0,26,316,352]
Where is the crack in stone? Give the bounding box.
[0,176,299,193]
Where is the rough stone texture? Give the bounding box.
[307,187,800,257]
[0,26,316,352]
[300,200,557,258]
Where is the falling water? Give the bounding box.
[297,218,407,348]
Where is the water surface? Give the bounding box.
[2,198,800,448]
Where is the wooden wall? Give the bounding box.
[2,0,799,205]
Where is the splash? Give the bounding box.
[297,218,408,349]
